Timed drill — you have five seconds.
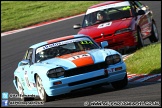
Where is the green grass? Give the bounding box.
[125,42,161,75]
[1,1,104,32]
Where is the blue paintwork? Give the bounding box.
[13,34,127,98]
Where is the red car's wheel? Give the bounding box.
[149,21,159,43]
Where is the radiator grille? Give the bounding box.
[64,62,107,77]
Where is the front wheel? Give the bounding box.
[36,75,50,102]
[111,74,128,90]
[17,78,33,101]
[149,21,159,43]
[137,28,144,49]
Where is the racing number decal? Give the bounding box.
[67,54,90,61]
[98,22,112,28]
[80,40,93,45]
[122,6,130,10]
[67,53,94,67]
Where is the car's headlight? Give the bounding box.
[47,67,65,78]
[115,28,132,35]
[105,54,121,65]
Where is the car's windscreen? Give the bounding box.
[82,1,132,27]
[35,37,99,62]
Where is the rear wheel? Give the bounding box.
[36,75,50,102]
[111,74,128,90]
[149,22,159,43]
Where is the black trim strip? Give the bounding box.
[68,74,108,86]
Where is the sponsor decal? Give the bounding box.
[36,38,81,54]
[43,39,80,50]
[107,68,115,73]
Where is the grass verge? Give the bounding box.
[1,1,103,32]
[125,42,161,75]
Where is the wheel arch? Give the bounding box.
[152,19,156,23]
[15,76,18,87]
[34,73,38,83]
[34,72,49,89]
[14,76,25,91]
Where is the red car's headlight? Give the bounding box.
[115,28,132,35]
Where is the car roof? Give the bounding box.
[86,1,129,14]
[30,34,88,49]
[89,1,124,9]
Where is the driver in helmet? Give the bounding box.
[36,51,46,62]
[95,11,105,23]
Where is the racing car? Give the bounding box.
[73,1,159,54]
[13,34,128,102]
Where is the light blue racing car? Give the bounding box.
[13,34,128,102]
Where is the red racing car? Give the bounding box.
[73,1,159,54]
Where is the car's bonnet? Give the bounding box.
[34,49,117,70]
[79,17,133,37]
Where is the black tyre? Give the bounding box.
[36,75,50,102]
[111,74,128,90]
[91,82,109,89]
[137,28,144,49]
[149,21,159,43]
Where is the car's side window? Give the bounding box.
[22,49,34,64]
[83,13,95,27]
[23,50,29,60]
[131,1,141,13]
[24,48,33,61]
[135,1,150,13]
[135,1,143,8]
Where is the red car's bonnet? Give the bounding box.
[78,17,133,37]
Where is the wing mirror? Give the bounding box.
[101,41,108,48]
[137,10,145,15]
[73,24,81,29]
[18,60,30,66]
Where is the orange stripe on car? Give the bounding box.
[58,51,94,67]
[72,56,94,67]
[47,35,74,44]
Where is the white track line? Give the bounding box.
[1,13,84,37]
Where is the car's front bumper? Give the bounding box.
[95,31,138,51]
[43,62,127,96]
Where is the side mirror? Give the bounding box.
[101,41,108,48]
[18,60,30,66]
[73,24,81,29]
[137,10,145,15]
